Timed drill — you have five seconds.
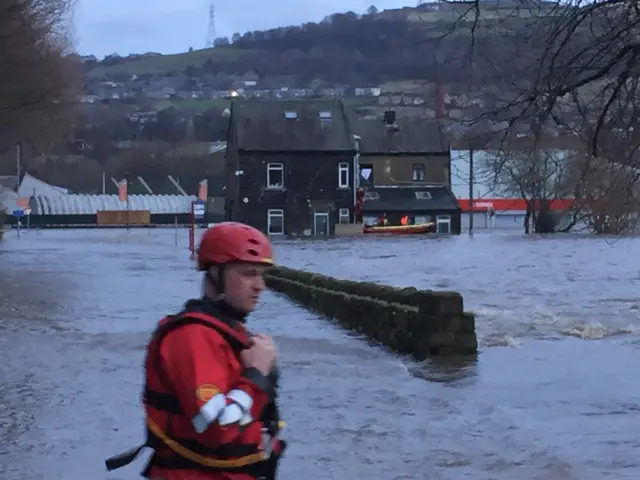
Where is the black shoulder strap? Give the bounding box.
[152,311,248,355]
[149,311,249,395]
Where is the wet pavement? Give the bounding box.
[1,229,639,479]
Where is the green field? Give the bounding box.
[152,96,376,111]
[87,47,255,78]
[153,98,231,110]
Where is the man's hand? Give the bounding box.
[241,334,276,375]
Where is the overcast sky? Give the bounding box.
[73,0,412,57]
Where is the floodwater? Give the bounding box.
[1,229,639,479]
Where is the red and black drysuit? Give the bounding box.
[105,298,286,479]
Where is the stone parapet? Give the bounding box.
[265,266,477,358]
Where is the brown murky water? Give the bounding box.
[1,229,639,479]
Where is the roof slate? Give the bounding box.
[361,186,459,212]
[232,99,355,152]
[350,118,449,154]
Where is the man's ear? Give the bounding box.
[203,265,220,295]
[207,265,219,282]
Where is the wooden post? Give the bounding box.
[189,201,195,257]
[126,177,130,232]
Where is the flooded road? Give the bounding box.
[1,229,639,479]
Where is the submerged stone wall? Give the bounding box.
[265,266,477,358]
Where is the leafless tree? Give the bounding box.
[0,0,80,153]
[438,0,640,233]
[562,78,640,233]
[483,134,575,233]
[481,111,640,235]
[444,0,638,138]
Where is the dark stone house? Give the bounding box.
[350,112,461,233]
[225,99,357,236]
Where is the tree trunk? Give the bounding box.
[523,210,531,234]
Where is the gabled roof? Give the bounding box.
[350,118,449,154]
[230,99,355,152]
[361,186,459,212]
[18,172,67,197]
[0,175,18,191]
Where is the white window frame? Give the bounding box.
[266,163,284,189]
[338,208,350,224]
[267,209,284,235]
[436,214,451,233]
[338,162,349,188]
[284,110,297,119]
[319,110,332,119]
[415,191,432,200]
[412,163,425,181]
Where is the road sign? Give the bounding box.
[12,209,24,217]
[193,204,205,218]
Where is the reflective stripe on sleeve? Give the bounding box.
[219,389,253,426]
[191,389,254,433]
[192,393,227,433]
[227,389,252,411]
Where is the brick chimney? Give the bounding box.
[383,109,400,152]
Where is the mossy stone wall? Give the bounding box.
[265,266,477,358]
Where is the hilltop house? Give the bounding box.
[225,99,357,236]
[350,112,461,233]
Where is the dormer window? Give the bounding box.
[364,191,379,200]
[415,191,432,200]
[319,110,332,120]
[284,110,297,119]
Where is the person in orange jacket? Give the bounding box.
[106,222,287,479]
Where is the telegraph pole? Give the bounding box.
[468,144,474,236]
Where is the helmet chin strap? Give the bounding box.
[204,265,249,321]
[206,265,226,301]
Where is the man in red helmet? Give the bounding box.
[106,222,286,480]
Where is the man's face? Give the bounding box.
[223,263,268,314]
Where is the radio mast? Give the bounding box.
[206,0,216,47]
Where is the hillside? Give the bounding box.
[85,48,257,78]
[75,1,621,135]
[83,4,556,86]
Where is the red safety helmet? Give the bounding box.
[197,222,273,271]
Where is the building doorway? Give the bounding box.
[436,215,451,233]
[313,212,329,236]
